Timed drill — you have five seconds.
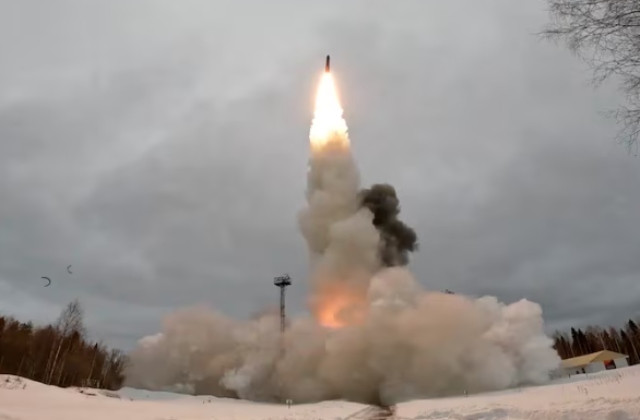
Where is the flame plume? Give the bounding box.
[309,72,349,151]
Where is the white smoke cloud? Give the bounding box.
[125,281,559,404]
[125,74,560,405]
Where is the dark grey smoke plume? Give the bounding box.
[359,184,418,266]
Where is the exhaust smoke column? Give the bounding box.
[295,58,560,400]
[298,62,381,328]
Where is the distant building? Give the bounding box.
[559,350,629,376]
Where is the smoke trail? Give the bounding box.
[297,70,381,328]
[124,69,560,405]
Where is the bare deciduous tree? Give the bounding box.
[543,0,640,152]
[55,299,86,337]
[47,299,86,384]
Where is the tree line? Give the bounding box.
[0,299,126,390]
[552,319,640,364]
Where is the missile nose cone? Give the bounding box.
[325,55,330,72]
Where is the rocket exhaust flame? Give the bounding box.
[309,72,349,152]
[314,285,367,328]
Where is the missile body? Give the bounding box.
[325,55,330,72]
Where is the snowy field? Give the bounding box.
[1,366,639,420]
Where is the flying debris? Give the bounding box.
[325,55,330,72]
[67,265,73,274]
[41,276,51,287]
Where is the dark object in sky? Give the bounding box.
[67,265,72,274]
[325,55,330,72]
[41,276,51,287]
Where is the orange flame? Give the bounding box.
[317,294,351,328]
[309,72,349,151]
[314,286,367,329]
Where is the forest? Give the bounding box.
[552,319,640,365]
[0,299,126,390]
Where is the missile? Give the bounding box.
[325,55,330,72]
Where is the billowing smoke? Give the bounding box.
[124,71,560,405]
[359,183,418,266]
[125,286,559,405]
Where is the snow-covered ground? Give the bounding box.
[1,366,639,419]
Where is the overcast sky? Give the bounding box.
[1,0,639,351]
